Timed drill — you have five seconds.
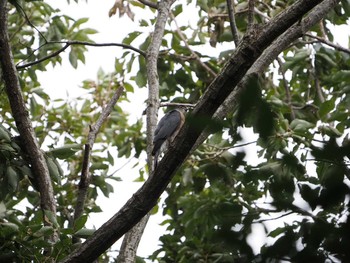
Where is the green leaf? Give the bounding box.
[0,222,19,238]
[48,144,82,159]
[318,125,342,137]
[71,17,89,29]
[6,166,19,192]
[135,71,147,88]
[33,226,54,238]
[319,99,335,119]
[173,4,183,16]
[122,31,142,45]
[341,0,350,15]
[75,228,95,239]
[74,214,88,231]
[44,210,59,228]
[290,119,314,133]
[83,28,98,35]
[69,49,78,68]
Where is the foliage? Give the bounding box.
[0,0,349,262]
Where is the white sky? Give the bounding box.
[36,0,350,261]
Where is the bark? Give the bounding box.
[61,1,331,262]
[73,86,124,242]
[0,0,57,240]
[117,0,175,262]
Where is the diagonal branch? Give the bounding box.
[305,33,350,54]
[0,0,57,241]
[16,41,146,70]
[72,86,124,240]
[61,1,333,262]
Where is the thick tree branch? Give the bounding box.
[16,41,146,70]
[226,0,240,47]
[117,0,176,261]
[72,86,124,240]
[61,1,333,262]
[0,0,57,240]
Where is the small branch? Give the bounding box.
[197,141,257,161]
[117,0,176,261]
[12,1,48,43]
[209,7,270,21]
[253,211,294,223]
[73,86,124,237]
[276,57,295,120]
[16,41,146,70]
[305,33,350,54]
[138,0,158,9]
[247,0,255,32]
[226,0,240,46]
[170,12,217,78]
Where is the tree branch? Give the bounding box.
[226,0,240,47]
[72,86,124,241]
[16,41,146,70]
[117,0,176,261]
[61,1,333,262]
[247,0,255,32]
[0,0,57,241]
[170,12,217,78]
[277,56,295,119]
[305,33,350,54]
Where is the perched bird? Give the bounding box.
[152,106,186,168]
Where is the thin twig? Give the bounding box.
[305,33,350,55]
[226,0,240,46]
[209,7,270,21]
[276,57,295,119]
[253,211,294,223]
[198,141,257,161]
[170,12,217,78]
[14,1,48,43]
[73,86,124,238]
[16,41,146,70]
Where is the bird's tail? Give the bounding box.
[152,139,165,156]
[153,150,159,170]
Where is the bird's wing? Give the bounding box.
[153,110,181,142]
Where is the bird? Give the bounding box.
[152,106,186,168]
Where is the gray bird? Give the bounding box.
[152,107,186,168]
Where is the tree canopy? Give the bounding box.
[0,0,350,262]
